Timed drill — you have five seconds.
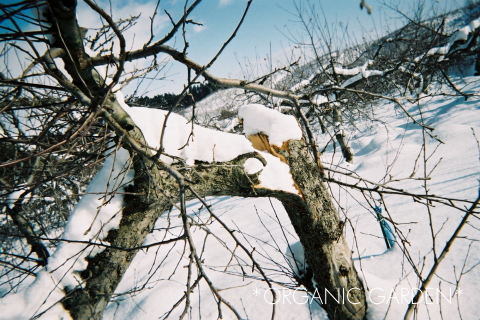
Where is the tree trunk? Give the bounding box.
[333,106,354,163]
[275,139,366,319]
[61,151,275,319]
[63,143,367,320]
[245,133,366,319]
[62,149,168,319]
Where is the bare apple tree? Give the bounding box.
[0,1,370,319]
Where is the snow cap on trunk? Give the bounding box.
[116,92,255,166]
[238,104,302,147]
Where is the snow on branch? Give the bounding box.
[238,104,302,147]
[334,60,384,88]
[116,92,255,166]
[121,95,299,194]
[416,16,480,61]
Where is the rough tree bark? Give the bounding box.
[275,139,365,319]
[40,1,366,319]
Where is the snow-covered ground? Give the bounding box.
[106,76,480,319]
[1,73,479,319]
[327,76,480,320]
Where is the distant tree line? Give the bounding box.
[130,82,217,109]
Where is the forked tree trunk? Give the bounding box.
[63,139,366,320]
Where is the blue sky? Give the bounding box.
[108,0,456,96]
[2,0,462,96]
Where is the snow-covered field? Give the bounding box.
[330,76,480,320]
[109,77,480,320]
[106,76,480,319]
[1,74,479,319]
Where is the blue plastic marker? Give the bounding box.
[374,206,396,249]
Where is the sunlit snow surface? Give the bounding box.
[238,104,303,147]
[104,77,480,319]
[1,75,479,319]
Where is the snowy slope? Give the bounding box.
[1,74,478,320]
[325,76,480,320]
[102,77,479,319]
